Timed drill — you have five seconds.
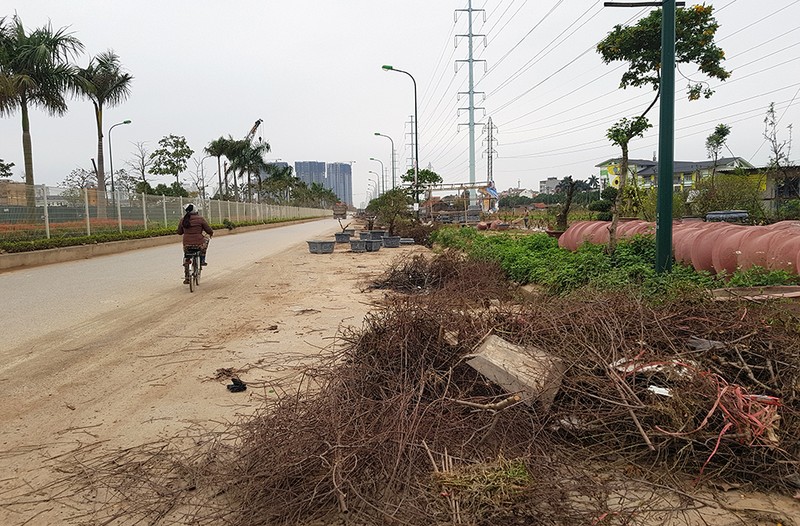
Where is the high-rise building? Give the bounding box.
[326,163,353,205]
[294,161,326,187]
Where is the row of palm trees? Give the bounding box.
[1,15,339,210]
[203,137,339,208]
[0,16,133,209]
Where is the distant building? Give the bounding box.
[294,161,326,187]
[595,157,754,191]
[326,163,353,206]
[539,177,559,194]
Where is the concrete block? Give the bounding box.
[467,334,564,410]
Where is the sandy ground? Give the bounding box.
[1,228,798,525]
[0,229,424,525]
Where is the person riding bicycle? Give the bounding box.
[177,203,213,284]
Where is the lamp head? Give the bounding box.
[374,132,380,136]
[123,120,132,124]
[381,65,393,71]
[369,157,376,161]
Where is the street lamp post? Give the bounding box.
[108,119,132,196]
[369,157,385,196]
[368,170,381,198]
[382,65,418,211]
[374,132,396,189]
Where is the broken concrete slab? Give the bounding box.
[466,334,564,410]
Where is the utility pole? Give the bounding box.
[483,117,497,183]
[456,1,486,190]
[604,0,681,273]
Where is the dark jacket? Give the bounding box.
[177,212,213,246]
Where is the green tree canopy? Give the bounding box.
[0,158,14,178]
[597,4,730,101]
[74,50,133,197]
[366,187,412,236]
[0,16,83,204]
[149,134,194,186]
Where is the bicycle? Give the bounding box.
[183,246,202,292]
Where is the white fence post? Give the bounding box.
[142,192,148,230]
[41,185,51,239]
[116,190,123,232]
[162,195,167,227]
[84,188,91,236]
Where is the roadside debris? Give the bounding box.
[226,377,246,393]
[466,334,564,410]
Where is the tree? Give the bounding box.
[125,141,154,184]
[259,164,298,204]
[227,140,270,202]
[152,181,188,197]
[605,117,651,252]
[401,167,442,202]
[705,123,731,189]
[365,188,412,236]
[597,4,730,252]
[149,135,193,187]
[60,167,96,189]
[0,158,14,178]
[0,16,84,207]
[74,50,133,205]
[763,102,796,201]
[554,176,579,231]
[204,136,233,196]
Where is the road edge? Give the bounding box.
[0,217,327,272]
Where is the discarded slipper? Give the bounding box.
[227,377,246,392]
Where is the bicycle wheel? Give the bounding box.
[189,258,195,293]
[194,255,201,287]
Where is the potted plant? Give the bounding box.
[335,220,353,243]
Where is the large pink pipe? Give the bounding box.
[558,220,800,275]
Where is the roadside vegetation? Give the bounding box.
[431,227,799,297]
[0,216,319,254]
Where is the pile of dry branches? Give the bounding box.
[38,254,800,525]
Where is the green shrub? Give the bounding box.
[430,227,744,299]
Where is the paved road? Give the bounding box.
[1,219,338,352]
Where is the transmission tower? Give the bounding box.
[405,115,416,172]
[482,117,497,183]
[455,0,486,186]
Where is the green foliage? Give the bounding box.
[606,117,651,148]
[778,199,800,220]
[148,135,194,183]
[430,228,725,299]
[725,266,800,288]
[0,217,317,253]
[152,181,189,197]
[706,123,731,161]
[0,158,14,177]
[597,4,730,99]
[690,172,765,220]
[366,188,412,236]
[0,227,176,253]
[0,15,84,191]
[640,187,689,222]
[498,195,534,209]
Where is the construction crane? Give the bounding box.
[245,119,263,143]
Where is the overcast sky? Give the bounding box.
[2,0,799,206]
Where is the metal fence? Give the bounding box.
[0,183,331,242]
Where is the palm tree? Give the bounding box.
[228,141,271,202]
[74,50,133,205]
[0,16,84,207]
[204,136,232,197]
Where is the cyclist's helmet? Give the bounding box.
[183,203,196,213]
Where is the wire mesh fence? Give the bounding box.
[0,182,330,242]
